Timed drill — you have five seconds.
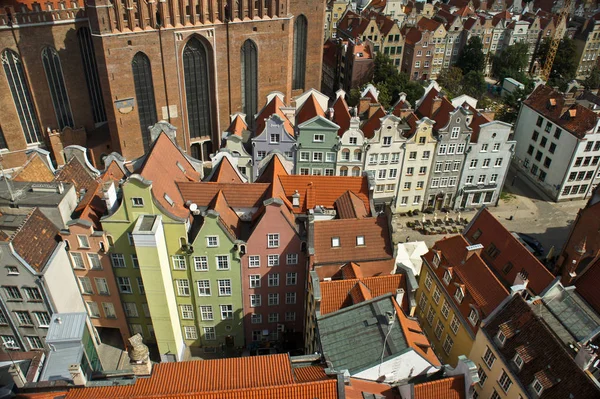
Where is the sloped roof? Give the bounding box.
[8,208,60,272]
[295,94,326,126]
[12,153,55,183]
[524,85,599,139]
[575,258,600,316]
[319,274,407,315]
[313,216,393,266]
[332,95,352,135]
[404,26,423,45]
[137,133,201,219]
[334,190,368,219]
[207,191,241,237]
[416,88,456,131]
[209,156,243,183]
[344,378,398,399]
[413,376,465,399]
[417,17,442,32]
[293,366,329,383]
[226,114,248,137]
[468,112,491,143]
[277,175,371,214]
[315,259,396,281]
[337,10,370,39]
[361,107,386,139]
[465,208,555,295]
[255,95,294,137]
[54,158,99,216]
[483,295,600,399]
[341,262,364,279]
[178,182,270,208]
[255,153,289,183]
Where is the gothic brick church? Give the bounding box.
[0,0,324,169]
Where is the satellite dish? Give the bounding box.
[189,203,198,212]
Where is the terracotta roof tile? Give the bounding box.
[278,175,370,214]
[66,354,310,399]
[54,157,99,214]
[469,111,491,143]
[315,259,396,280]
[226,114,248,137]
[332,96,352,135]
[416,89,456,132]
[361,107,386,139]
[334,190,368,219]
[341,262,364,279]
[483,295,600,398]
[524,85,599,139]
[413,376,465,399]
[313,216,393,266]
[208,191,240,236]
[296,94,326,125]
[404,27,423,45]
[177,182,270,208]
[293,366,330,383]
[138,133,202,219]
[344,378,399,399]
[417,17,442,32]
[12,153,55,183]
[209,157,243,183]
[8,208,60,272]
[393,297,441,366]
[255,154,289,183]
[319,274,407,315]
[465,208,554,295]
[255,95,294,138]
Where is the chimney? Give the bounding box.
[431,96,442,116]
[292,190,300,207]
[575,344,598,371]
[396,288,405,307]
[103,181,118,214]
[129,334,152,376]
[9,363,26,388]
[465,244,483,260]
[328,107,335,120]
[69,363,88,386]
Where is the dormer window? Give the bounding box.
[454,287,464,303]
[433,253,440,268]
[356,236,365,246]
[443,270,452,285]
[331,237,340,247]
[532,378,544,395]
[468,308,479,326]
[513,353,524,369]
[497,330,506,346]
[132,197,144,207]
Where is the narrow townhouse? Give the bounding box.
[219,114,253,180]
[333,91,366,177]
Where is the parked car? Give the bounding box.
[513,232,545,255]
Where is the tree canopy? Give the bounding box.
[492,42,530,83]
[371,53,424,107]
[437,67,463,98]
[534,38,578,90]
[456,37,486,74]
[584,66,600,90]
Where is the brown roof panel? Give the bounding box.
[12,153,55,183]
[332,95,352,136]
[178,182,270,208]
[334,190,368,219]
[226,114,248,137]
[9,208,60,272]
[361,107,386,139]
[296,94,326,126]
[293,366,330,383]
[413,376,465,399]
[255,95,294,138]
[209,157,243,183]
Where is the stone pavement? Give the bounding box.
[392,166,587,256]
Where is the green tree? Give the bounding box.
[534,38,578,88]
[462,71,487,100]
[370,53,424,107]
[375,82,392,109]
[437,67,463,98]
[348,88,361,107]
[497,84,533,123]
[584,66,600,90]
[403,80,425,106]
[457,37,486,74]
[373,52,397,84]
[492,42,530,82]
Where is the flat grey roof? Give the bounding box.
[46,313,87,343]
[0,180,73,207]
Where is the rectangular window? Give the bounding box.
[132,197,144,207]
[498,371,512,393]
[268,293,279,306]
[218,279,232,296]
[87,301,100,317]
[441,300,450,319]
[257,151,266,160]
[71,252,86,269]
[251,313,262,324]
[117,277,132,293]
[409,151,417,160]
[270,133,280,144]
[438,144,447,155]
[419,166,427,174]
[432,287,441,304]
[200,305,213,320]
[268,254,280,266]
[249,255,260,267]
[124,302,139,317]
[102,303,116,318]
[250,294,262,307]
[435,320,444,339]
[27,336,44,349]
[450,127,460,139]
[176,279,190,296]
[391,153,400,163]
[427,307,435,326]
[15,311,33,326]
[185,326,198,340]
[268,273,280,287]
[450,315,459,334]
[172,255,187,270]
[383,136,392,146]
[313,134,324,142]
[286,272,298,285]
[478,366,488,387]
[286,254,298,265]
[111,253,126,268]
[95,278,109,295]
[300,152,310,162]
[285,311,296,321]
[207,236,219,247]
[483,347,496,368]
[216,255,230,270]
[194,256,208,271]
[23,287,41,301]
[88,253,102,269]
[442,334,453,354]
[286,292,297,304]
[326,152,336,162]
[249,274,261,288]
[197,280,211,296]
[2,286,21,301]
[312,152,323,162]
[34,311,50,327]
[220,304,233,320]
[131,255,139,268]
[268,233,280,248]
[136,277,145,294]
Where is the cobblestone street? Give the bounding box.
[392,166,588,257]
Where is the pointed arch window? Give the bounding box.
[1,49,42,144]
[42,47,74,130]
[77,27,107,124]
[241,40,258,128]
[292,15,307,90]
[183,38,212,140]
[132,52,158,152]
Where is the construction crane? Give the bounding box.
[540,0,573,81]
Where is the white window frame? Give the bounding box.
[194,256,208,271]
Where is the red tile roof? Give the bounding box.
[465,208,554,295]
[255,95,294,137]
[54,157,100,217]
[334,190,368,219]
[469,111,491,143]
[524,85,599,139]
[393,298,441,366]
[209,156,243,183]
[344,378,399,399]
[137,133,202,219]
[417,17,442,32]
[341,262,364,279]
[332,95,352,135]
[413,376,465,399]
[208,190,241,236]
[12,153,55,183]
[416,89,456,132]
[226,114,248,137]
[277,175,371,214]
[177,182,270,208]
[8,208,60,272]
[315,259,396,280]
[404,27,423,45]
[293,366,329,382]
[361,107,386,139]
[312,216,393,266]
[296,94,326,125]
[319,274,407,315]
[574,258,600,315]
[255,153,289,183]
